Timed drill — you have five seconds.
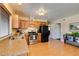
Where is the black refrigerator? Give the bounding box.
[38,25,50,42]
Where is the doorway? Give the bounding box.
[53,23,61,40]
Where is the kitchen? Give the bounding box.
[0,3,50,56]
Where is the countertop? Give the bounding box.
[0,34,29,56]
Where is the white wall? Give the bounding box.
[51,14,79,42]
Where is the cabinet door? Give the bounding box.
[20,20,24,29]
[20,20,26,29]
[24,20,30,28]
[19,20,22,28]
[35,21,39,27]
[23,21,25,28]
[12,15,19,28]
[33,21,40,27]
[24,21,26,28]
[22,20,25,28]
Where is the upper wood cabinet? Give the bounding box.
[34,21,41,27]
[12,15,48,29]
[25,20,30,28]
[19,20,24,29]
[29,21,41,27]
[20,20,30,29]
[12,15,19,28]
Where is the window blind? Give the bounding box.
[0,7,10,38]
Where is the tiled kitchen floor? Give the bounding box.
[26,39,79,56]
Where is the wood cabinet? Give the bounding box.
[12,15,19,28]
[39,21,48,26]
[37,33,41,43]
[20,20,30,29]
[25,20,30,28]
[35,21,41,27]
[20,20,24,29]
[12,16,47,29]
[12,15,30,29]
[29,21,41,27]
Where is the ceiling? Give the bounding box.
[9,3,79,21]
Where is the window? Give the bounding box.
[0,6,10,38]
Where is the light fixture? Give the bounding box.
[36,7,47,16]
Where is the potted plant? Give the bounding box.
[74,32,79,43]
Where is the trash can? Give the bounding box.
[28,32,38,44]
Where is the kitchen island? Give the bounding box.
[0,34,29,56]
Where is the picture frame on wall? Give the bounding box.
[69,22,79,31]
